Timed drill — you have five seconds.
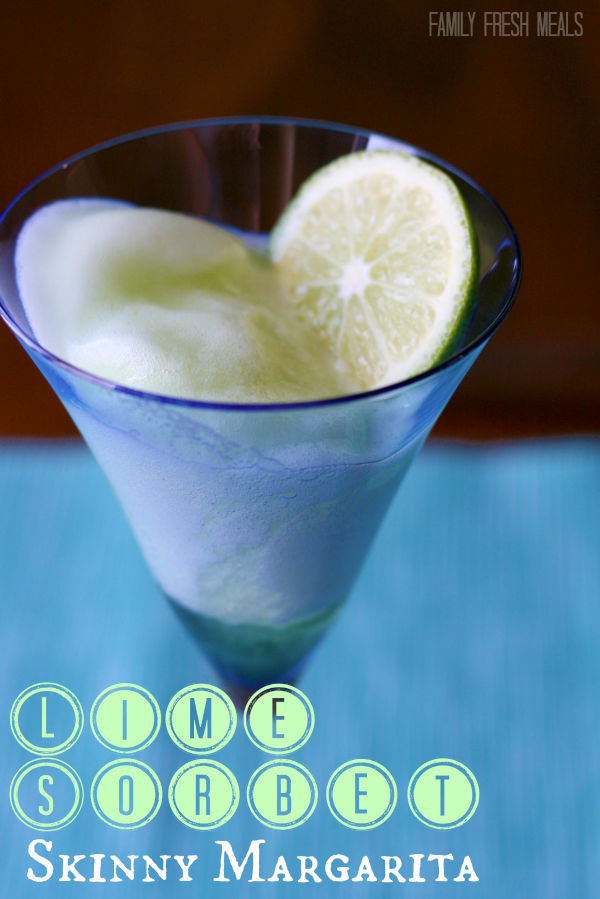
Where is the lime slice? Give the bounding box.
[270,151,477,391]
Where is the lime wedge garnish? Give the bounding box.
[270,150,477,390]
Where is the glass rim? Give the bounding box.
[0,115,522,414]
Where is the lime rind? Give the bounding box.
[427,183,479,368]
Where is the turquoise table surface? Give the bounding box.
[1,439,599,897]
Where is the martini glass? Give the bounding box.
[0,118,521,702]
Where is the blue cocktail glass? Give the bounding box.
[0,118,521,700]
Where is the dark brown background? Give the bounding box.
[1,0,598,439]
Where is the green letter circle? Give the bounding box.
[244,684,314,753]
[10,759,84,830]
[407,759,479,829]
[326,759,397,829]
[169,759,239,829]
[247,760,317,829]
[91,759,162,829]
[90,684,161,753]
[10,683,84,756]
[166,684,236,754]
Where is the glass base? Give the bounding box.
[168,597,342,698]
[216,675,300,710]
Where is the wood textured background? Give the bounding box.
[0,0,598,439]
